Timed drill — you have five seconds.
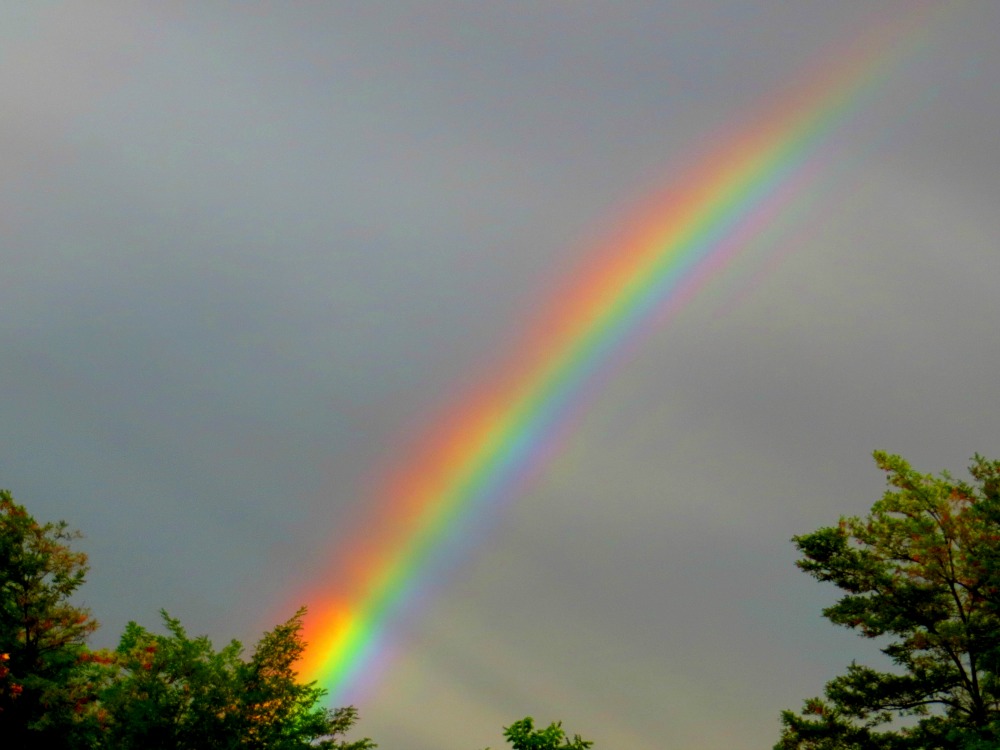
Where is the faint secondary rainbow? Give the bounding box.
[295,6,942,705]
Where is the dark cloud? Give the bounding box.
[2,3,998,748]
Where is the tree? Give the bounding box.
[235,608,372,750]
[0,489,374,749]
[98,609,375,750]
[0,489,98,748]
[776,452,1000,749]
[488,717,593,750]
[98,613,243,749]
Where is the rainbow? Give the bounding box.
[295,5,942,705]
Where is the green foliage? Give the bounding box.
[489,717,593,750]
[0,491,606,750]
[99,612,243,749]
[97,609,375,750]
[234,608,374,750]
[776,452,1000,749]
[0,488,374,749]
[0,488,98,748]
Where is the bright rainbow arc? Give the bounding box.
[296,6,942,705]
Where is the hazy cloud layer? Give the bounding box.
[2,3,999,748]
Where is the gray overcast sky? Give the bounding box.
[2,2,1000,748]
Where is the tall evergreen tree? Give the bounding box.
[776,452,1000,749]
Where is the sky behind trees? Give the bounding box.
[3,3,1000,748]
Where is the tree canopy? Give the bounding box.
[96,609,373,750]
[489,716,593,750]
[0,488,98,747]
[0,487,594,750]
[776,451,1000,749]
[0,488,374,750]
[27,446,1000,749]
